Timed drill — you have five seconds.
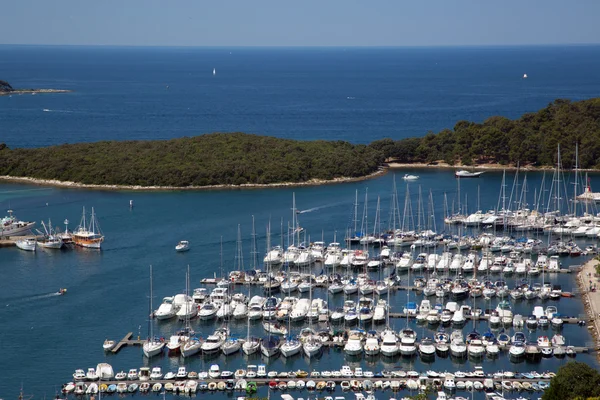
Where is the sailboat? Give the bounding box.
[281,299,302,358]
[143,265,165,358]
[181,266,203,358]
[72,206,104,248]
[302,276,323,358]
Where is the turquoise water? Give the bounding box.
[1,169,598,398]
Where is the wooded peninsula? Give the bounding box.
[0,98,599,188]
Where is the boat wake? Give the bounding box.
[42,109,73,113]
[3,291,62,308]
[298,201,344,214]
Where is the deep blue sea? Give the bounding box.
[2,45,600,399]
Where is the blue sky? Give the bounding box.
[2,0,599,47]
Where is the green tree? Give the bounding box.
[542,362,600,400]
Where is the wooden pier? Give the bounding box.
[111,332,145,354]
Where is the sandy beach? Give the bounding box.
[578,257,600,356]
[0,167,388,191]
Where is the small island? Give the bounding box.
[1,97,600,190]
[0,79,71,96]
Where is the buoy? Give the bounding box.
[523,73,528,79]
[129,200,133,208]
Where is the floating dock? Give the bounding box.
[106,331,590,354]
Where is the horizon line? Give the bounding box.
[1,43,600,49]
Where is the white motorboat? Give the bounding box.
[86,367,99,381]
[264,246,283,266]
[175,240,190,252]
[208,365,220,379]
[198,303,218,320]
[201,332,225,354]
[247,296,266,319]
[380,330,399,357]
[176,299,198,320]
[154,297,178,320]
[509,341,526,360]
[15,237,36,251]
[455,170,484,178]
[103,339,116,351]
[216,302,233,319]
[403,174,419,181]
[364,336,380,356]
[399,328,417,356]
[150,367,163,380]
[344,332,363,355]
[233,303,248,319]
[418,338,436,357]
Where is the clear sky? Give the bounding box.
[2,0,599,47]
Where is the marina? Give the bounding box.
[4,168,600,399]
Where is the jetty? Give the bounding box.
[110,332,145,354]
[0,235,42,247]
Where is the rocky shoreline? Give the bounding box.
[387,162,600,172]
[0,167,387,191]
[577,258,600,358]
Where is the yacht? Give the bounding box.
[201,329,226,354]
[264,246,284,267]
[364,334,380,356]
[233,302,248,319]
[247,296,266,320]
[419,337,436,358]
[380,330,400,357]
[324,243,342,268]
[509,341,526,361]
[399,328,417,356]
[198,303,218,320]
[344,332,363,355]
[466,331,485,358]
[154,297,177,320]
[176,298,198,320]
[450,331,467,358]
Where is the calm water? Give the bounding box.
[2,46,600,398]
[1,169,600,398]
[2,45,600,147]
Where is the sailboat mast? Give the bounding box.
[148,264,153,340]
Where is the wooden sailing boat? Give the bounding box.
[72,206,104,249]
